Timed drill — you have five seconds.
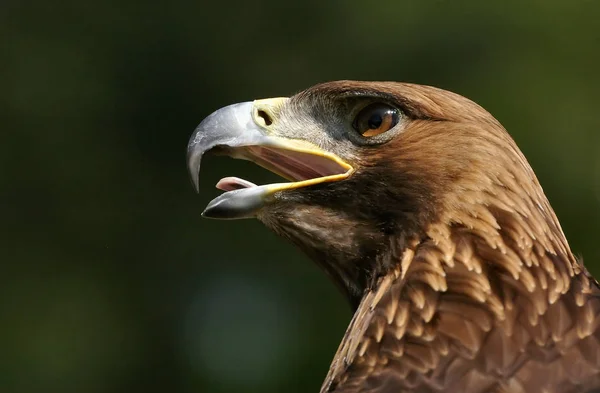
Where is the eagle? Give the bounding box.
[187,81,600,393]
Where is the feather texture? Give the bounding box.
[291,82,600,393]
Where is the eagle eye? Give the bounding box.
[352,103,400,137]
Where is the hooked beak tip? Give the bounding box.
[186,101,258,196]
[187,147,202,194]
[191,176,200,194]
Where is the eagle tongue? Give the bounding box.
[216,177,257,191]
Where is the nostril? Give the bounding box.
[257,110,273,126]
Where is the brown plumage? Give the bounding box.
[188,81,600,392]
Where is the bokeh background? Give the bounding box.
[3,1,600,392]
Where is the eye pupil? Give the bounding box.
[368,115,383,129]
[352,103,400,137]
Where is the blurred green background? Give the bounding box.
[3,1,600,392]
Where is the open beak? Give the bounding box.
[187,98,354,219]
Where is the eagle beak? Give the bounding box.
[187,98,353,219]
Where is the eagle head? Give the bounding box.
[188,81,565,305]
[187,81,600,393]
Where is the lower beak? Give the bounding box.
[187,99,353,219]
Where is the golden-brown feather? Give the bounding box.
[322,217,600,392]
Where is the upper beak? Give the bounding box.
[187,98,353,219]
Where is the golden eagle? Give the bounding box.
[187,81,600,393]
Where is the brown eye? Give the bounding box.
[352,103,400,137]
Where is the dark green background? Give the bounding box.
[3,1,600,392]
